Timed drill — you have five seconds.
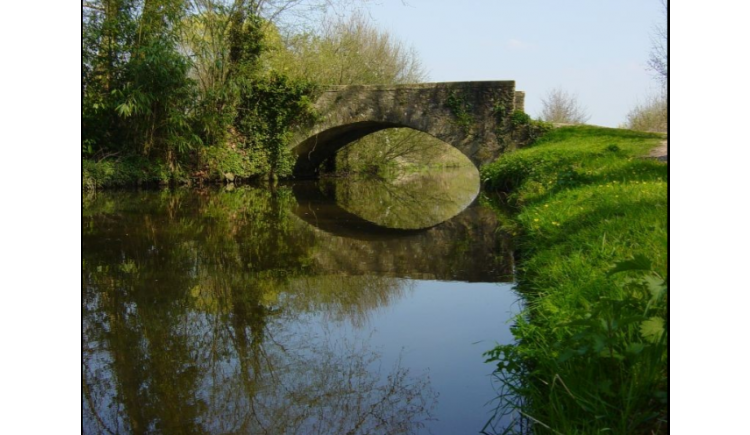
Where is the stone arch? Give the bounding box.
[288,81,525,178]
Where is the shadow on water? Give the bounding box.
[82,169,519,434]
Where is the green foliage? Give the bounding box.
[445,91,474,133]
[482,126,663,201]
[119,37,202,157]
[83,0,200,166]
[83,2,441,186]
[228,7,265,75]
[201,143,270,180]
[511,111,553,145]
[223,9,319,179]
[492,102,507,117]
[557,262,667,364]
[234,72,318,178]
[493,110,553,153]
[481,126,668,434]
[509,110,532,127]
[83,1,321,184]
[82,157,189,190]
[263,11,427,86]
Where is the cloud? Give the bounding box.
[505,38,535,51]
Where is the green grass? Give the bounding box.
[481,126,668,434]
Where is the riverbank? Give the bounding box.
[82,157,186,190]
[481,125,668,434]
[82,150,477,190]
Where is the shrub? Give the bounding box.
[624,93,667,133]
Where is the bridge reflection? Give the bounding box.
[291,176,513,283]
[292,182,425,240]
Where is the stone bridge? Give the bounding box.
[290,81,525,178]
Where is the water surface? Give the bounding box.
[82,173,519,434]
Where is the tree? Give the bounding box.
[648,0,668,88]
[82,0,429,181]
[623,0,668,133]
[540,87,590,124]
[261,11,437,175]
[264,11,426,85]
[82,0,200,163]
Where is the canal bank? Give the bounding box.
[481,125,668,434]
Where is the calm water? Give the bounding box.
[82,171,520,434]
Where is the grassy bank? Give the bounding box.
[481,126,668,434]
[82,144,276,190]
[82,158,188,190]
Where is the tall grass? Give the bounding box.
[481,126,668,434]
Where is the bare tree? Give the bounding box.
[648,0,668,88]
[624,92,667,132]
[540,88,590,124]
[622,0,667,133]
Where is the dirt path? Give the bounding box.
[649,140,668,162]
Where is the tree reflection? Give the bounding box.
[326,167,480,229]
[82,187,437,434]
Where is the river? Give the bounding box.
[82,169,520,434]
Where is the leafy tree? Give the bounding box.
[262,12,444,175]
[265,11,426,85]
[83,0,200,166]
[82,0,432,183]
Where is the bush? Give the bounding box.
[624,93,667,133]
[82,157,188,190]
[200,145,270,181]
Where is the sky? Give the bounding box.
[350,0,665,127]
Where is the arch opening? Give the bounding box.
[292,124,482,230]
[290,126,481,231]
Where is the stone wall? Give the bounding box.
[514,91,526,113]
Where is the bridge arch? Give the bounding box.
[289,81,526,178]
[292,121,442,177]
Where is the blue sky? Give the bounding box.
[356,0,665,127]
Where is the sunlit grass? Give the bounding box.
[481,126,668,434]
